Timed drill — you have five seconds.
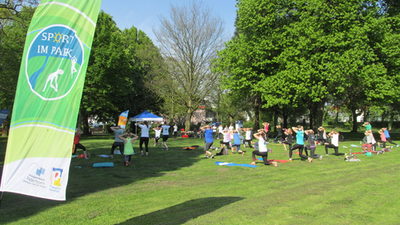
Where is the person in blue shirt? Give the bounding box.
[289,126,308,161]
[232,130,244,155]
[383,128,397,146]
[201,125,215,158]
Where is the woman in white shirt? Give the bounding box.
[153,126,161,147]
[161,123,171,150]
[138,121,151,156]
[324,130,340,155]
[251,130,277,166]
[244,128,253,148]
[216,129,231,155]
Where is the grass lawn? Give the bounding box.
[1,135,400,225]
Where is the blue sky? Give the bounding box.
[100,0,237,43]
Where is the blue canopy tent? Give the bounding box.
[129,111,163,122]
[129,111,164,134]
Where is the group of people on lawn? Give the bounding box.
[72,119,396,167]
[72,121,177,167]
[200,121,397,166]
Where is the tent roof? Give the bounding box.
[129,110,163,122]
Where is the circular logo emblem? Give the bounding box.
[26,24,84,101]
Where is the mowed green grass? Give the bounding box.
[1,136,400,225]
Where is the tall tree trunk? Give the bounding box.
[364,109,370,122]
[316,102,324,128]
[351,108,358,132]
[185,99,194,131]
[273,110,278,132]
[282,111,288,128]
[81,111,90,135]
[252,94,261,131]
[309,101,324,130]
[389,111,394,130]
[335,110,339,124]
[185,111,192,131]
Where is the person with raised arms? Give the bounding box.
[244,128,253,148]
[325,130,341,155]
[250,130,277,166]
[200,125,215,159]
[282,128,293,151]
[161,122,171,150]
[289,125,307,161]
[304,129,322,162]
[119,132,138,166]
[153,125,162,147]
[137,121,151,156]
[383,127,397,146]
[109,125,125,158]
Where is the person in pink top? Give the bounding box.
[378,129,387,148]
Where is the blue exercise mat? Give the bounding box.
[97,154,113,158]
[215,161,257,168]
[92,162,114,168]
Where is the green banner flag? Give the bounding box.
[0,0,102,201]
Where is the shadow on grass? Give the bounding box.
[116,197,243,225]
[0,137,205,224]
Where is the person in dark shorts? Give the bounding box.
[110,125,125,158]
[161,122,171,150]
[201,125,215,158]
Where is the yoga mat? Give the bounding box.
[98,154,113,158]
[215,161,257,168]
[269,159,290,163]
[351,152,365,155]
[351,151,379,155]
[92,162,114,168]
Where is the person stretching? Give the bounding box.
[325,130,341,155]
[378,129,387,148]
[161,122,171,150]
[383,128,397,146]
[110,125,125,158]
[304,129,321,162]
[201,125,215,158]
[119,132,138,166]
[244,128,253,148]
[289,126,307,161]
[138,121,151,156]
[282,128,293,151]
[153,126,162,147]
[251,130,277,166]
[232,130,244,155]
[72,128,88,159]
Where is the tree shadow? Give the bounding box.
[0,138,206,224]
[116,197,243,225]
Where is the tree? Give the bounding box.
[216,0,395,131]
[215,0,296,130]
[0,5,34,110]
[121,27,164,115]
[80,12,163,133]
[154,1,224,130]
[0,0,37,33]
